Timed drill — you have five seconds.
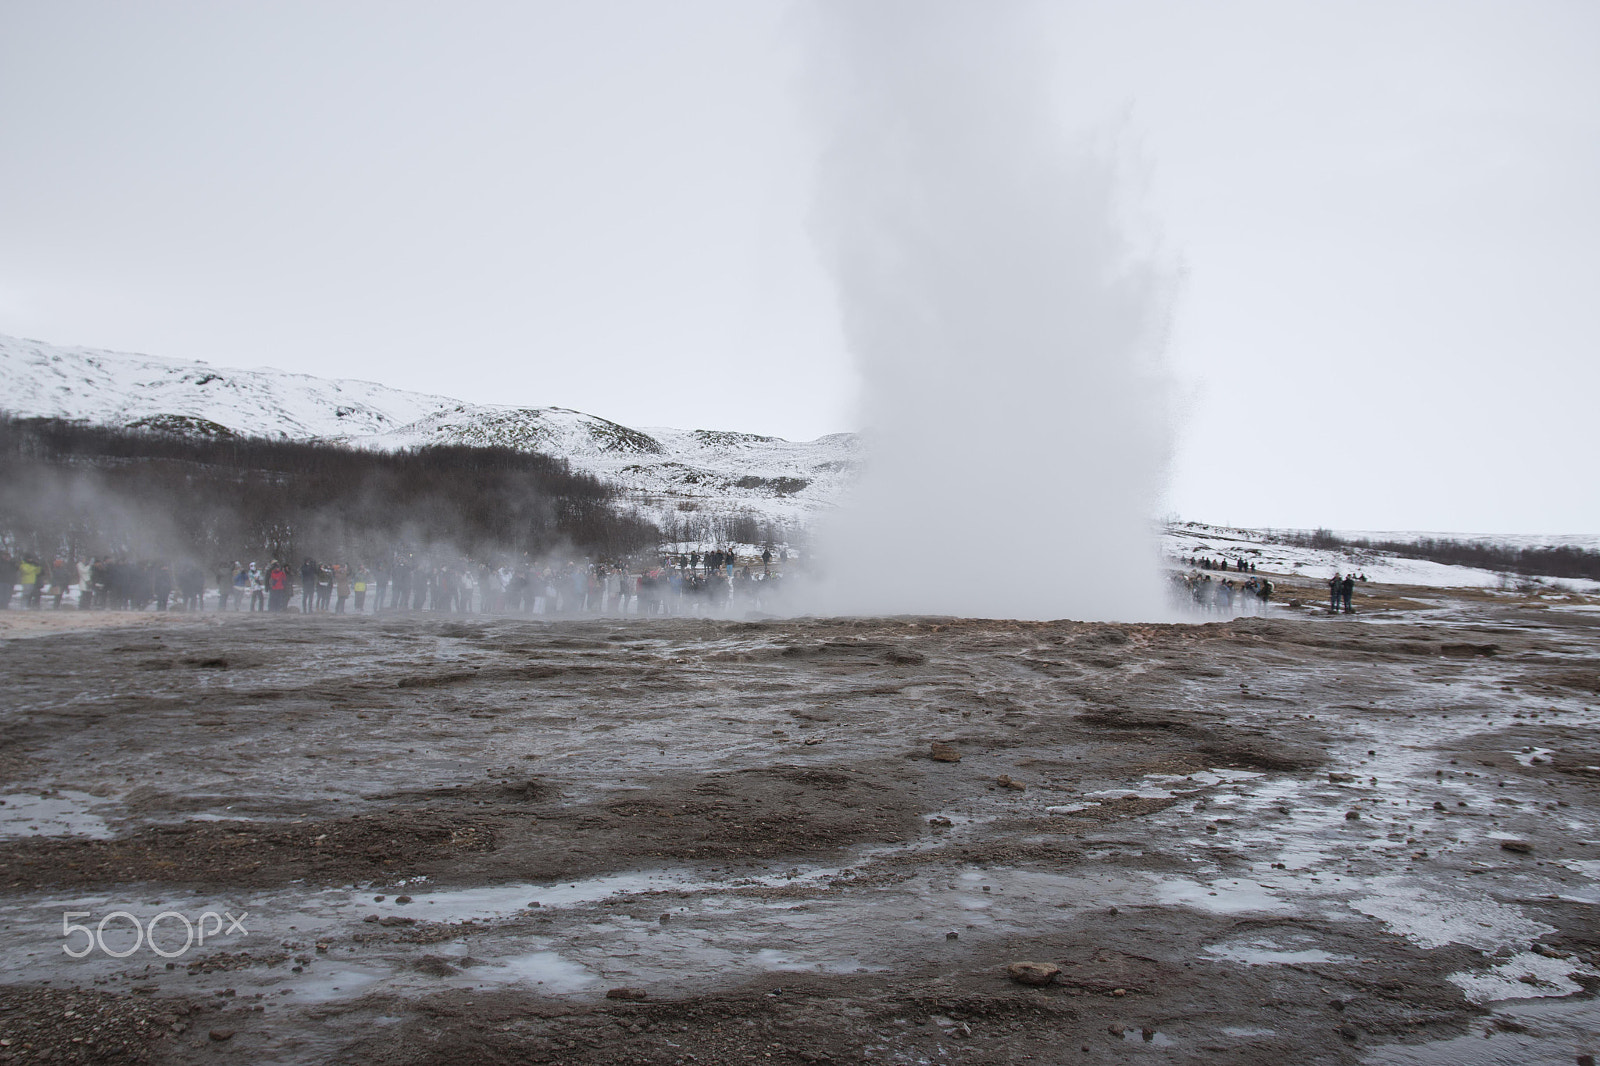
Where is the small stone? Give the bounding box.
[208,1029,235,1042]
[373,895,386,902]
[659,913,671,924]
[1345,811,1361,821]
[1501,840,1533,854]
[928,816,953,828]
[315,942,329,953]
[363,914,379,923]
[930,742,962,763]
[1107,1024,1125,1036]
[1328,772,1357,783]
[1112,988,1126,997]
[1005,961,1059,986]
[606,987,649,1001]
[528,901,540,908]
[378,915,416,927]
[996,775,1026,791]
[395,895,412,904]
[946,931,959,940]
[1433,802,1446,810]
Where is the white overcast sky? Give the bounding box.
[2,1,1596,533]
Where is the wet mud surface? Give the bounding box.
[1,600,1598,1064]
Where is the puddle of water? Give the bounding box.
[275,963,386,1002]
[1151,877,1291,915]
[1509,748,1554,768]
[1088,768,1264,802]
[1446,952,1598,1005]
[0,792,113,839]
[489,950,599,992]
[1204,940,1340,966]
[1119,1027,1175,1046]
[1350,881,1552,952]
[1366,994,1600,1065]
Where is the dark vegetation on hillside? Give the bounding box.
[1283,527,1600,583]
[0,415,659,564]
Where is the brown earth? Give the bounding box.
[1,600,1598,1065]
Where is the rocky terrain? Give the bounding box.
[2,588,1599,1064]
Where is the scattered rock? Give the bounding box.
[946,931,959,940]
[378,915,416,927]
[373,895,386,902]
[1005,961,1059,986]
[996,775,1026,791]
[1112,988,1127,997]
[1345,811,1361,821]
[928,816,953,828]
[1433,801,1446,810]
[395,895,413,904]
[606,987,649,1001]
[930,742,962,763]
[413,955,459,977]
[1500,839,1534,854]
[208,1029,235,1042]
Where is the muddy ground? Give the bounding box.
[1,591,1598,1065]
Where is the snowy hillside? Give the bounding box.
[4,332,1592,586]
[1164,522,1600,592]
[0,333,857,533]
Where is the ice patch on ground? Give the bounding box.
[1350,882,1551,952]
[0,791,113,839]
[1446,951,1597,1004]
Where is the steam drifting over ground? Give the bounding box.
[805,0,1173,620]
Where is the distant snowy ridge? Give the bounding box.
[0,333,858,533]
[5,333,1591,585]
[1164,521,1600,592]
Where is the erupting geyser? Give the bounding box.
[806,0,1173,620]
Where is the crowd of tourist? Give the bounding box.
[0,547,791,617]
[1172,568,1275,613]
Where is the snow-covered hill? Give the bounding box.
[0,333,858,534]
[5,333,1593,587]
[1163,521,1600,592]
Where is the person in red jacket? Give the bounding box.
[267,561,290,612]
